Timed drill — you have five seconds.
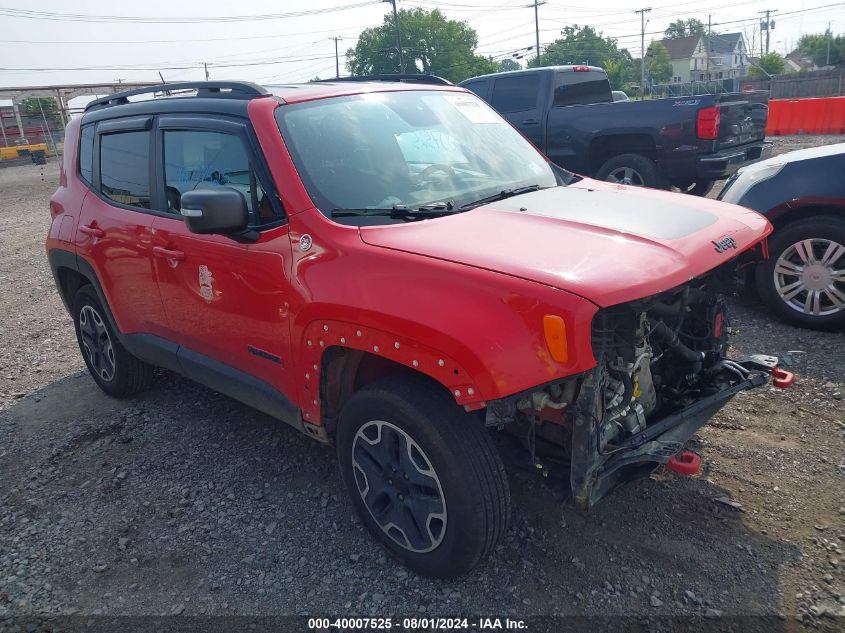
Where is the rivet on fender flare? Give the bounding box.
[412,360,419,367]
[467,388,475,396]
[340,337,346,344]
[373,345,379,352]
[356,330,362,337]
[438,359,445,367]
[394,341,400,349]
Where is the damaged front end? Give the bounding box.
[486,265,794,508]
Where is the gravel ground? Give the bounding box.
[1,137,844,629]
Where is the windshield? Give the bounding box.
[275,90,560,223]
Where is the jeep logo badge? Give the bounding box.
[712,236,737,253]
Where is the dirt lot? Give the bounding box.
[1,137,844,629]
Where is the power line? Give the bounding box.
[0,2,381,23]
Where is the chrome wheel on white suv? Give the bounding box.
[757,217,845,330]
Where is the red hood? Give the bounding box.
[359,178,771,307]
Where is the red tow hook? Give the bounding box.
[771,367,795,389]
[667,451,701,476]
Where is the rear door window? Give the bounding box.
[99,131,151,209]
[491,75,539,113]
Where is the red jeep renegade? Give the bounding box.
[47,79,792,578]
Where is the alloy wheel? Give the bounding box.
[351,420,447,553]
[606,166,645,186]
[79,305,116,382]
[773,238,845,317]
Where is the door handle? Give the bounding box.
[153,246,186,261]
[522,118,540,125]
[79,224,105,238]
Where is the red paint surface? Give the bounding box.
[50,85,773,428]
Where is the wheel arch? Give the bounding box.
[588,133,658,174]
[318,347,462,437]
[766,202,845,232]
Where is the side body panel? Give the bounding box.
[151,216,297,397]
[283,208,599,425]
[727,154,845,221]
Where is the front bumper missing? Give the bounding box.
[570,357,791,509]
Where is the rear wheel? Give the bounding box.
[756,217,845,330]
[336,375,510,578]
[596,153,658,188]
[73,285,154,397]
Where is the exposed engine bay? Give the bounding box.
[485,264,792,506]
[590,274,734,452]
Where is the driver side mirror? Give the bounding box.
[179,187,249,236]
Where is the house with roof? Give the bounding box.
[659,32,749,83]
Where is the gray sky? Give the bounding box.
[0,0,841,91]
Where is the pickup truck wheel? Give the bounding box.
[671,180,715,196]
[72,285,154,397]
[596,153,658,188]
[336,375,510,578]
[755,217,845,330]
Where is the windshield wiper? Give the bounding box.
[459,184,546,211]
[332,202,456,219]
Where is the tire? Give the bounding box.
[336,375,510,578]
[72,285,154,397]
[596,153,658,188]
[670,180,715,197]
[755,216,845,330]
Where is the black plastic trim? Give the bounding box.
[84,81,268,112]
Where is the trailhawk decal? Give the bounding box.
[198,265,214,303]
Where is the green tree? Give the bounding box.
[19,97,58,116]
[748,52,786,77]
[346,8,496,83]
[645,41,672,83]
[664,18,706,39]
[529,25,633,88]
[797,32,845,67]
[497,58,521,72]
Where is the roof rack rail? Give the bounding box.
[313,74,452,86]
[84,81,269,112]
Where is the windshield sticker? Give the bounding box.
[443,94,501,124]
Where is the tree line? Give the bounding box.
[345,9,842,88]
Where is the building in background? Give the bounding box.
[661,33,749,83]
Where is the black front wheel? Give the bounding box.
[336,375,510,578]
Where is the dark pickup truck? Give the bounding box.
[460,66,770,195]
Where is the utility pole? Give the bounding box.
[759,10,777,55]
[204,63,210,81]
[827,21,832,66]
[383,0,404,73]
[635,8,651,100]
[330,37,342,78]
[531,0,546,64]
[706,14,711,81]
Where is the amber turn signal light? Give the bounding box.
[543,314,569,363]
